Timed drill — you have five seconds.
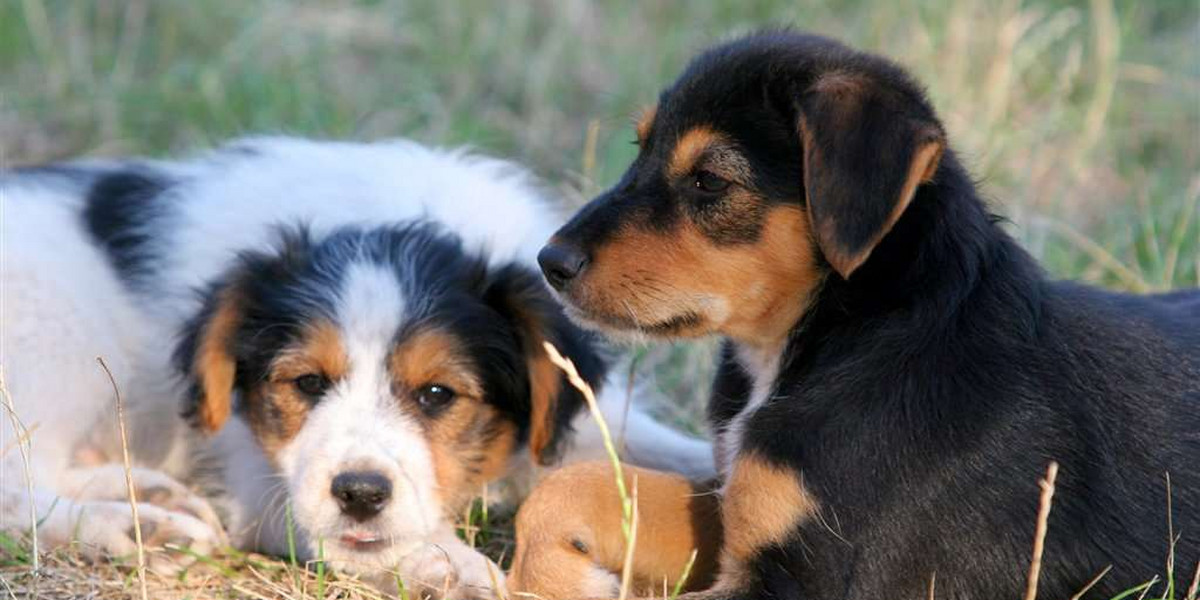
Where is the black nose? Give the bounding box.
[538,243,588,290]
[330,471,392,521]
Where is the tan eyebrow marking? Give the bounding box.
[668,126,724,178]
[271,320,349,380]
[389,326,482,400]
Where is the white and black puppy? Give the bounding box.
[0,137,712,596]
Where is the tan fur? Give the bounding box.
[192,286,243,433]
[390,327,483,400]
[579,205,821,350]
[713,454,817,589]
[814,137,944,278]
[669,127,726,179]
[250,321,350,456]
[526,348,562,465]
[427,400,517,513]
[664,125,753,185]
[492,294,563,465]
[390,327,516,513]
[798,73,946,278]
[509,461,721,599]
[270,320,349,381]
[635,104,657,145]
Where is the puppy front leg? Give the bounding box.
[509,461,721,599]
[59,464,225,540]
[675,452,817,600]
[1,481,222,575]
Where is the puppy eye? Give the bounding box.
[414,384,457,412]
[694,170,730,193]
[294,373,330,397]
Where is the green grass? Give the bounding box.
[1,1,1197,598]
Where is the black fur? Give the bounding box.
[175,222,606,463]
[82,167,174,287]
[552,32,1199,598]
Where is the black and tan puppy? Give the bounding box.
[515,32,1200,599]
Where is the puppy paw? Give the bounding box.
[396,538,506,600]
[65,500,224,575]
[62,465,227,546]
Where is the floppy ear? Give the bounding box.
[176,280,246,434]
[485,264,608,466]
[798,72,945,278]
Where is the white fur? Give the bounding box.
[277,263,441,570]
[0,137,713,592]
[717,345,781,480]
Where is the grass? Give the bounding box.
[0,0,1197,598]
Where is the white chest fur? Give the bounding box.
[716,344,782,479]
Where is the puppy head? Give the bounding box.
[540,32,945,347]
[175,223,604,567]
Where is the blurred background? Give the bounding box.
[2,0,1198,433]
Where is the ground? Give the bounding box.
[1,1,1197,598]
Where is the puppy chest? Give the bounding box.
[716,345,781,479]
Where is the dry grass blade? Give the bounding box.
[1135,575,1159,600]
[618,476,639,600]
[0,422,38,460]
[1024,461,1059,600]
[1185,560,1199,600]
[1040,219,1151,292]
[486,559,507,600]
[1166,472,1176,599]
[928,571,936,600]
[1069,564,1112,600]
[0,367,39,577]
[544,341,639,599]
[1161,176,1199,286]
[542,342,633,537]
[96,356,149,600]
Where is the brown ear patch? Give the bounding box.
[635,104,657,145]
[812,136,945,278]
[192,286,243,433]
[798,70,947,279]
[527,348,563,465]
[718,453,817,585]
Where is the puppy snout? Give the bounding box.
[538,242,589,290]
[330,471,392,521]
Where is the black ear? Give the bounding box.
[173,227,312,433]
[484,263,608,466]
[798,71,945,278]
[175,278,246,434]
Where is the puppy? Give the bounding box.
[518,32,1199,599]
[0,137,712,597]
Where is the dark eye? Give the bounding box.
[294,374,330,397]
[415,384,457,412]
[694,170,730,193]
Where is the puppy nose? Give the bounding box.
[330,471,392,521]
[538,243,588,290]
